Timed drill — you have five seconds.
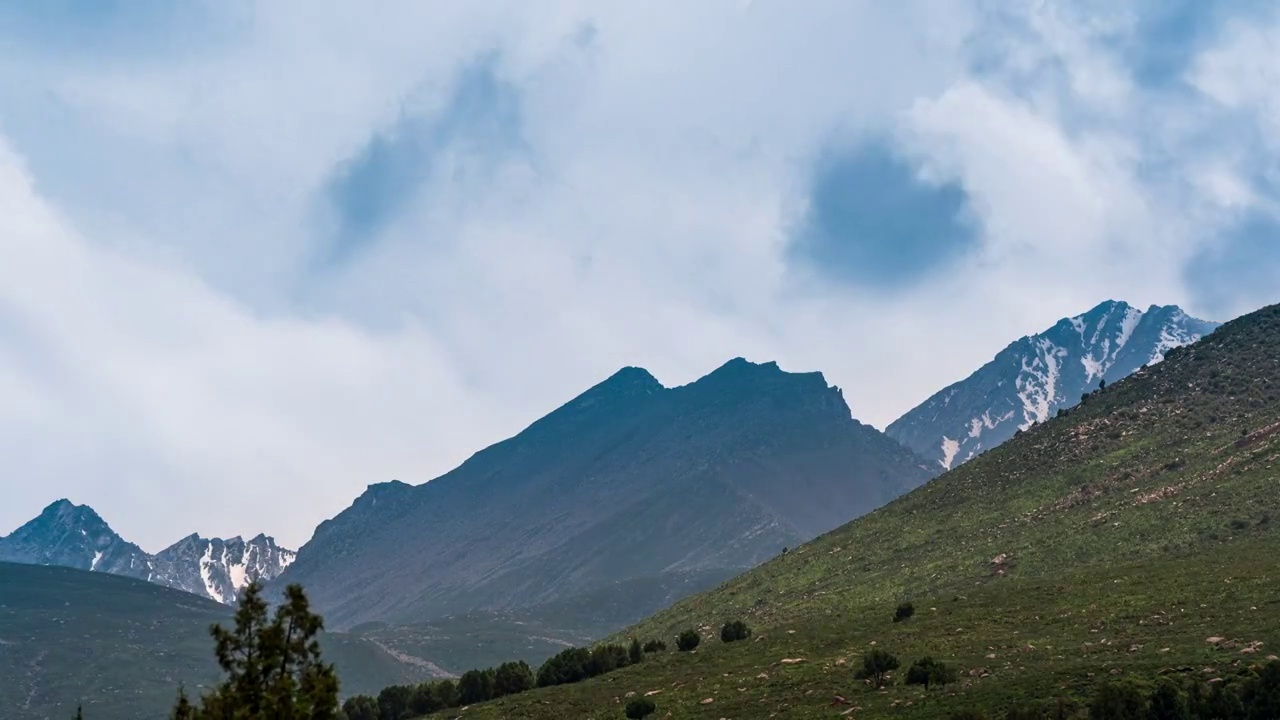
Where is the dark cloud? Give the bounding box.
[1186,211,1280,316]
[321,52,526,265]
[0,1,229,58]
[790,139,977,289]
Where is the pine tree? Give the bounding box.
[170,687,195,720]
[173,582,339,719]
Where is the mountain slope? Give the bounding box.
[278,359,934,650]
[0,562,437,720]
[448,302,1280,719]
[0,501,295,605]
[887,300,1219,470]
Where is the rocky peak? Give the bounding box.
[887,300,1219,470]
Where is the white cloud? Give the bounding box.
[0,1,1277,549]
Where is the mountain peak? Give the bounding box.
[888,300,1220,470]
[591,366,664,396]
[42,498,76,513]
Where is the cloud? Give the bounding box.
[1185,211,1280,317]
[323,51,527,264]
[789,138,977,289]
[0,0,1277,549]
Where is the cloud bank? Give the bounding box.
[0,0,1276,549]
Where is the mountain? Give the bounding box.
[0,500,294,605]
[0,562,438,720]
[887,300,1219,470]
[149,533,297,604]
[446,303,1280,719]
[276,359,934,660]
[0,499,152,578]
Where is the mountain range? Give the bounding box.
[887,300,1218,469]
[2,296,1265,720]
[0,298,1228,684]
[0,499,294,605]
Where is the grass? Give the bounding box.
[416,304,1280,718]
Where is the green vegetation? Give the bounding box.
[395,305,1280,717]
[625,697,656,719]
[857,648,901,688]
[719,620,751,643]
[906,656,958,691]
[641,638,667,653]
[896,601,917,622]
[676,630,701,652]
[169,582,338,719]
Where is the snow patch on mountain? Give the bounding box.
[887,301,1220,471]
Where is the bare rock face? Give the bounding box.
[887,300,1219,470]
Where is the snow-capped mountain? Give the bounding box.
[0,499,153,578]
[886,301,1220,470]
[150,533,296,605]
[0,499,294,605]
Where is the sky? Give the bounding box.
[1,0,1278,551]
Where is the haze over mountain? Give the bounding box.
[887,300,1219,470]
[276,358,933,645]
[0,500,294,605]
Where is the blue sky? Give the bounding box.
[0,1,1277,549]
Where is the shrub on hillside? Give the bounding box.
[586,644,631,676]
[625,697,657,719]
[377,684,413,719]
[676,630,701,652]
[340,695,378,720]
[720,620,751,643]
[433,679,458,709]
[1147,678,1189,720]
[893,602,915,623]
[905,657,956,691]
[642,639,667,654]
[1003,703,1049,720]
[409,682,447,715]
[537,647,592,687]
[629,638,643,664]
[494,660,535,697]
[1088,680,1146,720]
[458,668,497,705]
[856,648,900,688]
[1241,661,1280,720]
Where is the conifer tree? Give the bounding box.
[173,581,339,719]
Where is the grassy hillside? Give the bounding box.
[430,303,1280,718]
[0,563,437,720]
